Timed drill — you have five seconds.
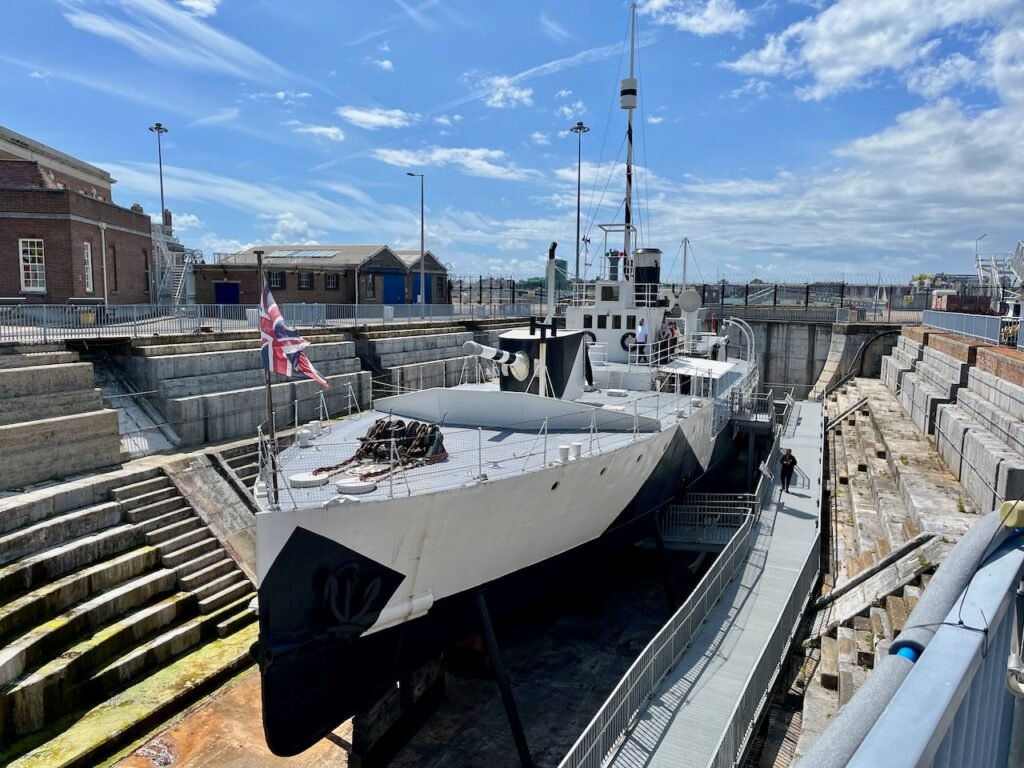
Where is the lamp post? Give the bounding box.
[148,122,169,233]
[570,121,589,281]
[406,172,425,318]
[975,233,987,260]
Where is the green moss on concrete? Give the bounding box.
[3,624,257,768]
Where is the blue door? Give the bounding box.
[412,274,433,304]
[382,274,405,304]
[214,282,240,304]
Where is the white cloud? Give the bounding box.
[648,115,665,124]
[29,70,49,79]
[497,238,528,251]
[199,233,253,256]
[906,53,980,99]
[266,212,324,244]
[555,89,572,99]
[378,41,391,52]
[540,12,572,42]
[336,105,419,129]
[531,131,551,145]
[483,76,534,108]
[639,0,751,37]
[189,106,240,126]
[61,0,289,82]
[173,212,202,229]
[248,89,312,102]
[178,0,221,17]
[988,23,1024,104]
[557,99,586,119]
[725,0,1014,100]
[371,146,542,181]
[725,78,771,100]
[374,59,395,71]
[285,120,345,142]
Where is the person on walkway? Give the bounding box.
[656,320,670,362]
[668,321,679,358]
[636,318,649,363]
[780,448,797,493]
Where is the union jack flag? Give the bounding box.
[260,282,329,389]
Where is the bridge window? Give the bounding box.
[626,315,636,329]
[613,315,622,329]
[583,314,593,328]
[597,315,608,329]
[601,285,620,302]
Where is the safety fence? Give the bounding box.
[559,400,801,768]
[0,302,538,343]
[922,309,1020,346]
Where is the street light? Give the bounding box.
[569,120,590,281]
[148,122,169,233]
[406,172,425,317]
[975,233,987,259]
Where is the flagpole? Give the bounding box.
[256,249,280,507]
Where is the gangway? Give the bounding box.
[559,399,824,768]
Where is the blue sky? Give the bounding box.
[3,0,1023,281]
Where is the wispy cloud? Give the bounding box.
[555,88,573,98]
[247,89,312,102]
[556,99,586,119]
[372,146,542,181]
[434,114,463,127]
[285,120,345,142]
[724,78,771,100]
[29,70,50,79]
[393,0,436,30]
[178,0,221,17]
[540,12,572,42]
[484,76,533,108]
[189,106,240,126]
[60,0,289,83]
[647,115,665,124]
[639,0,751,37]
[374,59,395,71]
[531,131,551,145]
[337,106,419,129]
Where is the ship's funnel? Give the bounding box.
[463,340,531,381]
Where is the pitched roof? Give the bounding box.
[393,249,447,272]
[0,160,59,190]
[219,244,401,270]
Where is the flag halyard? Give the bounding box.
[259,282,329,389]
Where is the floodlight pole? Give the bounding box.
[570,121,590,281]
[148,122,168,233]
[407,172,425,318]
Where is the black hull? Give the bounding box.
[256,427,718,756]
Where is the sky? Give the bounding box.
[2,0,1023,282]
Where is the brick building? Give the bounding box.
[0,125,154,304]
[194,244,450,305]
[394,249,449,304]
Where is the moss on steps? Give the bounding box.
[2,623,257,768]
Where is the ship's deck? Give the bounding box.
[262,356,752,511]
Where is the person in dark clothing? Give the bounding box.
[780,448,797,493]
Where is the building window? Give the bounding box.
[84,242,94,293]
[19,239,46,292]
[269,271,285,289]
[365,275,376,299]
[298,272,314,290]
[325,273,339,290]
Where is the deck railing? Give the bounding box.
[922,309,1020,345]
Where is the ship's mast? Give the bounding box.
[622,2,637,268]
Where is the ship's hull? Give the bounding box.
[255,419,729,756]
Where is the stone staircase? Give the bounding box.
[0,344,122,491]
[119,330,370,447]
[0,466,256,766]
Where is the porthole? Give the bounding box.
[551,481,559,491]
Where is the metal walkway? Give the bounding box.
[610,400,824,768]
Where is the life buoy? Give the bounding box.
[582,331,597,345]
[620,332,637,351]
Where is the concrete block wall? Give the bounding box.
[369,331,475,369]
[0,410,122,490]
[389,355,497,392]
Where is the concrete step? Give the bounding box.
[125,496,186,525]
[133,507,194,536]
[0,591,193,738]
[0,624,257,767]
[0,569,177,688]
[179,558,236,592]
[0,503,123,569]
[117,486,178,513]
[143,517,202,547]
[224,452,258,470]
[197,579,251,614]
[0,547,158,646]
[214,606,256,638]
[192,570,246,603]
[0,525,140,603]
[172,549,226,580]
[152,527,207,556]
[160,538,220,569]
[109,476,171,503]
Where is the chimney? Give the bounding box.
[163,208,172,233]
[130,203,144,213]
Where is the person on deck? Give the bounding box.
[668,321,679,358]
[657,320,670,362]
[636,318,649,363]
[780,448,797,493]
